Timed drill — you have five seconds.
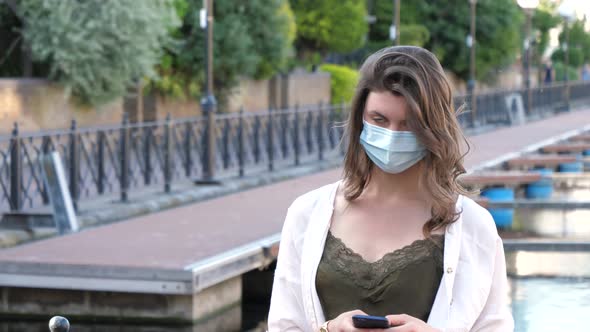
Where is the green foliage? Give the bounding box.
[399,24,430,47]
[418,0,523,81]
[556,20,590,66]
[151,0,295,102]
[290,0,368,61]
[553,61,579,81]
[365,0,522,82]
[551,48,584,68]
[368,0,428,46]
[319,64,359,105]
[532,0,560,63]
[248,0,296,80]
[15,0,180,106]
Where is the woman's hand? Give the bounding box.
[385,314,442,332]
[327,309,388,332]
[326,311,441,332]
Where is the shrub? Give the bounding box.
[16,0,180,106]
[553,62,579,82]
[320,64,359,105]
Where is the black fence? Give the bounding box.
[1,81,589,214]
[0,102,346,213]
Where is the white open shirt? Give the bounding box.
[268,181,514,332]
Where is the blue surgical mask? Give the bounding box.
[360,121,426,174]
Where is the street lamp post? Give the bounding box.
[467,0,477,127]
[517,0,539,117]
[564,20,570,103]
[558,1,575,112]
[198,0,219,184]
[390,0,401,45]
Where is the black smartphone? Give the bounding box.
[352,314,390,329]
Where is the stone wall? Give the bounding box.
[0,276,242,331]
[285,71,332,108]
[0,67,545,134]
[0,79,123,134]
[0,72,331,133]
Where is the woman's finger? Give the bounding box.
[385,313,412,327]
[350,309,367,316]
[388,322,417,332]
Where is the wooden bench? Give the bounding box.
[569,134,590,142]
[459,171,542,188]
[541,143,590,154]
[505,154,579,170]
[459,171,543,229]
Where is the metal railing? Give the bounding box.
[2,81,590,214]
[455,81,585,128]
[0,102,346,213]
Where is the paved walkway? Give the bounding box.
[0,108,589,276]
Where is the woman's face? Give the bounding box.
[362,91,410,132]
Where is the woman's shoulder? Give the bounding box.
[458,195,500,249]
[281,180,340,237]
[288,180,340,215]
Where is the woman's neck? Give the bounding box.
[363,162,427,202]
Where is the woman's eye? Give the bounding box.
[373,118,384,123]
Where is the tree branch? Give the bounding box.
[0,35,21,67]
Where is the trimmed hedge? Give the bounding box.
[320,64,359,105]
[553,62,579,82]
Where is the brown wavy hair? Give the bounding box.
[342,45,469,236]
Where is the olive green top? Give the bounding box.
[315,231,444,322]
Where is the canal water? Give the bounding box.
[511,277,590,332]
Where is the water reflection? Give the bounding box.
[513,183,590,238]
[515,207,590,238]
[507,250,590,331]
[510,277,590,332]
[507,252,590,277]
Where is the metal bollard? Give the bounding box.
[120,113,130,201]
[68,120,80,211]
[49,316,70,332]
[268,106,274,172]
[10,122,22,211]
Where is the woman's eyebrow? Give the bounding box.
[367,110,386,118]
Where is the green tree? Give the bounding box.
[11,0,179,106]
[289,0,368,63]
[151,0,295,103]
[553,61,579,81]
[552,19,590,67]
[363,0,523,82]
[532,0,560,65]
[415,0,523,81]
[368,0,429,47]
[551,48,584,68]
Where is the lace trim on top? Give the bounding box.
[324,231,444,290]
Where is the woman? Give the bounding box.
[268,46,514,332]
